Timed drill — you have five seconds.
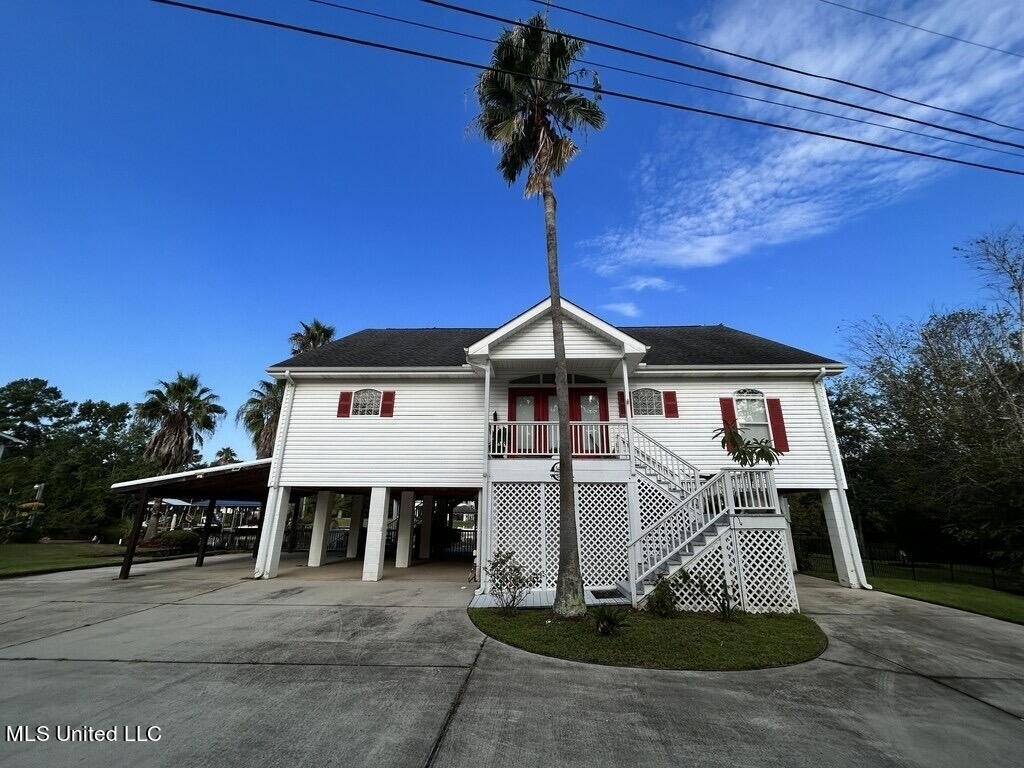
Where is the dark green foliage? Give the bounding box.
[713,423,783,467]
[591,605,628,635]
[644,576,679,618]
[150,529,200,553]
[678,570,738,621]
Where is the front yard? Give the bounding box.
[0,541,201,577]
[871,577,1024,625]
[469,608,827,670]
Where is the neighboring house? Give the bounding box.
[254,299,869,612]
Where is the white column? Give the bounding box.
[361,487,389,581]
[307,491,334,567]
[395,490,415,568]
[419,494,434,559]
[255,486,291,579]
[821,488,862,588]
[778,496,797,572]
[346,495,365,559]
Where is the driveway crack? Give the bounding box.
[423,636,486,768]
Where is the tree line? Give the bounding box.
[827,226,1024,572]
[0,319,337,539]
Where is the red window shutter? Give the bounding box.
[662,391,679,418]
[719,397,737,451]
[380,391,396,417]
[767,398,789,451]
[337,391,352,418]
[617,391,627,418]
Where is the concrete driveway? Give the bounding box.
[0,557,1020,768]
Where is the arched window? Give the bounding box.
[631,388,664,416]
[351,388,383,416]
[734,389,770,441]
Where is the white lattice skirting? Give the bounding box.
[490,481,629,589]
[668,524,800,613]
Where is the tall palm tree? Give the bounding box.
[137,373,226,473]
[137,373,225,539]
[213,446,239,466]
[236,379,286,459]
[475,14,605,617]
[289,319,336,355]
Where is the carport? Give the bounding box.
[111,459,272,579]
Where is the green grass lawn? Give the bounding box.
[0,542,200,577]
[870,577,1024,625]
[469,607,827,670]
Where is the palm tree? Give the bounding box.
[474,14,605,617]
[236,379,286,459]
[137,372,226,473]
[289,319,336,355]
[213,446,239,466]
[137,372,226,538]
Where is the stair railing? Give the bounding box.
[629,426,701,498]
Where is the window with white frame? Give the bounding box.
[631,388,664,416]
[351,388,383,416]
[734,389,770,441]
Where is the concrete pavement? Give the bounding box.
[0,557,1020,767]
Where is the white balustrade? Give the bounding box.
[488,421,629,458]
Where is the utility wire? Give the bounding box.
[529,0,1024,131]
[149,0,1024,176]
[305,0,1024,160]
[422,0,1024,151]
[814,0,1024,60]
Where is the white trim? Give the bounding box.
[266,368,475,378]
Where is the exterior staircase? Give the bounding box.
[620,427,778,606]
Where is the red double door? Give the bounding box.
[507,388,609,456]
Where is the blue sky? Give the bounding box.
[2,0,1022,460]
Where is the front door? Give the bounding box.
[508,387,608,456]
[569,388,609,455]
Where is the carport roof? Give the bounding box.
[110,459,272,502]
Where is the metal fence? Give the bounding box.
[793,535,1024,595]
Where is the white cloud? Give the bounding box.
[621,276,673,292]
[587,0,1024,273]
[602,302,641,317]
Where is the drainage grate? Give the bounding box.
[590,589,625,600]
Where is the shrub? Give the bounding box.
[679,570,739,621]
[484,549,542,615]
[6,524,42,544]
[591,605,629,636]
[152,529,200,553]
[644,576,678,617]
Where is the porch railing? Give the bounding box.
[489,421,629,458]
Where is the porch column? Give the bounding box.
[821,488,865,588]
[346,494,365,559]
[195,497,216,567]
[308,491,335,567]
[778,495,797,572]
[361,487,389,581]
[395,490,415,568]
[419,494,434,559]
[255,486,292,579]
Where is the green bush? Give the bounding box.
[644,576,679,617]
[152,529,200,553]
[7,524,42,544]
[591,605,629,636]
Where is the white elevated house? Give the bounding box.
[255,299,870,612]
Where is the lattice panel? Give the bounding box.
[576,483,630,587]
[666,537,730,613]
[489,483,545,581]
[637,475,678,528]
[543,483,561,590]
[735,529,799,613]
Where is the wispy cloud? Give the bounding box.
[620,276,674,292]
[587,0,1024,273]
[602,301,641,317]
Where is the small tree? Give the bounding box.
[713,423,783,467]
[484,550,542,615]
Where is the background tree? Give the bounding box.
[475,13,605,617]
[137,373,225,473]
[289,319,336,355]
[213,446,239,466]
[0,378,73,444]
[236,379,286,459]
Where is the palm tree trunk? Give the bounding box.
[543,174,586,618]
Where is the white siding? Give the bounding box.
[627,378,839,489]
[277,378,485,488]
[490,316,621,359]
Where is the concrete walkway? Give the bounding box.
[0,562,1020,768]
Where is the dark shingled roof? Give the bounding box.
[270,325,839,369]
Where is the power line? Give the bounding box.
[422,0,1024,152]
[814,0,1024,59]
[528,0,1024,131]
[149,0,1024,176]
[305,0,1024,160]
